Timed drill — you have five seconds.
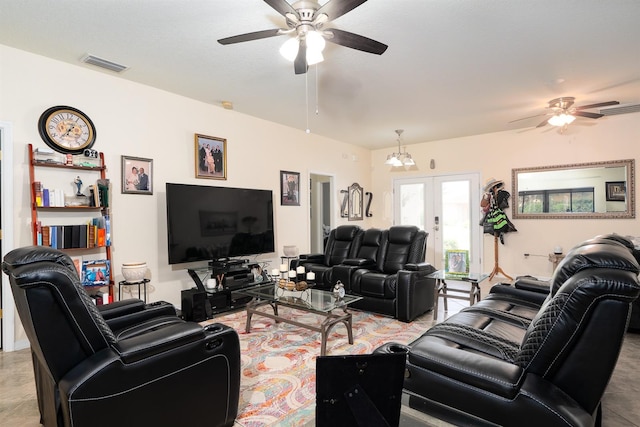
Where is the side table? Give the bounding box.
[428,271,490,320]
[119,279,150,302]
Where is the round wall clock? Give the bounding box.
[38,105,96,154]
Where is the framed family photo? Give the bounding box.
[280,170,300,206]
[445,249,470,275]
[606,181,626,202]
[195,133,227,180]
[121,155,153,195]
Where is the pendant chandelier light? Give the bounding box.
[384,129,415,167]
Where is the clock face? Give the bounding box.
[38,106,96,154]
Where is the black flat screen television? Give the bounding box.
[166,183,275,265]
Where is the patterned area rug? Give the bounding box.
[203,308,435,427]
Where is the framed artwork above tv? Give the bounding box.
[280,170,300,206]
[195,133,227,180]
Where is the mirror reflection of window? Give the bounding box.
[513,159,634,219]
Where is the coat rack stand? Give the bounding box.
[489,235,513,281]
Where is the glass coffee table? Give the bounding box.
[241,284,362,356]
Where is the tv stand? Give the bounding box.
[185,264,269,318]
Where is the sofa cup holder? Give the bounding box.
[204,323,224,334]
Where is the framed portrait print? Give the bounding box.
[280,170,300,206]
[121,155,153,195]
[606,181,626,202]
[195,133,227,180]
[444,250,469,275]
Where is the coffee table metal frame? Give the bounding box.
[242,284,362,356]
[429,271,490,320]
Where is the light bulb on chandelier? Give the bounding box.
[384,129,416,167]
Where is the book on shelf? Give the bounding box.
[33,181,43,207]
[36,216,110,249]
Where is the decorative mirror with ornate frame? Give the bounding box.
[348,183,364,221]
[512,159,635,219]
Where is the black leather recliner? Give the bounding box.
[2,246,241,427]
[346,225,436,322]
[291,225,363,289]
[377,237,640,426]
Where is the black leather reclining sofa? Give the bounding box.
[377,236,640,426]
[292,225,436,322]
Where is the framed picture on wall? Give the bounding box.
[121,155,153,195]
[444,250,469,275]
[195,133,227,180]
[280,170,300,206]
[606,181,626,202]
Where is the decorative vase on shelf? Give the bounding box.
[283,245,299,257]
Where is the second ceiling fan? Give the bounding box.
[217,0,388,74]
[511,97,620,132]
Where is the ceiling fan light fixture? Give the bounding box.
[548,113,575,127]
[279,33,325,65]
[306,30,326,52]
[279,37,299,61]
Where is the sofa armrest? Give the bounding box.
[403,262,433,272]
[105,301,177,332]
[299,253,324,261]
[514,275,551,294]
[341,258,376,267]
[489,283,548,306]
[98,299,146,319]
[396,264,437,322]
[115,321,205,363]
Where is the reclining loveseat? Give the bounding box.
[296,225,436,322]
[377,236,640,426]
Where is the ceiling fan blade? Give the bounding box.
[218,29,285,45]
[536,118,550,128]
[316,0,368,21]
[508,112,550,123]
[575,100,620,110]
[324,28,388,55]
[574,111,604,119]
[294,39,308,74]
[263,0,297,17]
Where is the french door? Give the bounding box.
[393,173,481,272]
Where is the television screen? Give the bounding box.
[166,183,275,265]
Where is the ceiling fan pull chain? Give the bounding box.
[315,63,320,116]
[305,69,310,133]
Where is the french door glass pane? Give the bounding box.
[442,181,470,251]
[399,183,425,229]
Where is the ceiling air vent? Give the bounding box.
[599,103,640,116]
[80,54,129,73]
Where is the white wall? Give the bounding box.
[370,113,640,279]
[0,45,374,344]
